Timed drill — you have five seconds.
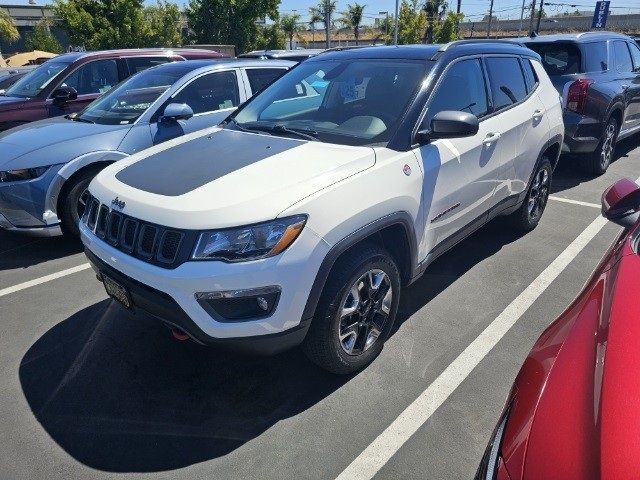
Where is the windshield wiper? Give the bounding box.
[66,114,94,124]
[271,124,318,141]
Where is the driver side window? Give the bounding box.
[171,71,240,115]
[61,59,119,95]
[424,58,488,129]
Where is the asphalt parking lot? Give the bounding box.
[1,136,639,480]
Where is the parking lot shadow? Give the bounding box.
[19,300,346,473]
[0,230,83,271]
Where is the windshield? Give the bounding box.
[77,67,186,125]
[232,59,430,146]
[4,60,72,98]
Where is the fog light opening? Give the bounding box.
[171,328,190,341]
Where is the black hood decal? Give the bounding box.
[115,129,304,196]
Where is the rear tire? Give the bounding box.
[59,166,104,237]
[584,116,618,176]
[508,158,552,233]
[302,244,401,375]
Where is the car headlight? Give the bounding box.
[0,166,50,183]
[192,215,307,262]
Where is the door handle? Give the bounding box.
[533,109,544,119]
[484,132,501,146]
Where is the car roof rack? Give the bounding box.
[431,39,525,60]
[575,31,628,39]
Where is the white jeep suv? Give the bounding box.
[80,42,564,374]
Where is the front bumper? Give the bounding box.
[80,221,329,352]
[561,111,603,154]
[0,164,63,235]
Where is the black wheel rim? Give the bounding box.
[527,167,550,222]
[338,269,393,356]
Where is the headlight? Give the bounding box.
[192,215,307,262]
[0,166,50,183]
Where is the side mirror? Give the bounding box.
[161,103,194,123]
[51,86,78,106]
[602,178,640,228]
[430,111,479,139]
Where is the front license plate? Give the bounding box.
[102,274,133,309]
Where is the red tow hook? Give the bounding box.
[171,328,190,341]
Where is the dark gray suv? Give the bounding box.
[520,32,640,175]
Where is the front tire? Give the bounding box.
[508,158,552,233]
[585,116,618,176]
[59,166,103,237]
[303,244,401,375]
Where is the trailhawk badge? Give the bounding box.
[111,197,126,210]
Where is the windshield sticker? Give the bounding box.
[340,77,369,104]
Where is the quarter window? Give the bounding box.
[485,57,528,112]
[628,42,640,73]
[61,59,120,95]
[245,68,287,93]
[522,58,539,93]
[172,71,240,115]
[425,58,488,127]
[613,41,633,73]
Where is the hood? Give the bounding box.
[0,95,25,111]
[90,127,376,229]
[501,226,640,480]
[0,116,131,170]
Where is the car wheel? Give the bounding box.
[59,166,103,237]
[585,117,618,176]
[303,244,401,375]
[509,158,552,233]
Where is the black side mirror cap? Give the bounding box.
[51,86,78,106]
[416,111,480,144]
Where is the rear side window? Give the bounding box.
[126,57,172,74]
[583,41,608,72]
[521,58,539,93]
[485,57,528,112]
[613,41,634,73]
[526,42,581,75]
[424,58,488,126]
[629,43,640,72]
[245,68,287,94]
[172,70,240,114]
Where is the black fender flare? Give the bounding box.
[301,211,418,322]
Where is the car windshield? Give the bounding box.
[232,58,431,146]
[77,67,186,125]
[525,42,582,75]
[4,60,73,98]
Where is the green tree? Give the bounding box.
[309,0,336,48]
[186,0,280,54]
[280,13,301,50]
[398,0,426,45]
[55,0,150,49]
[256,21,285,50]
[434,11,463,43]
[423,0,448,43]
[144,1,182,47]
[340,3,366,45]
[376,14,394,44]
[26,19,63,53]
[0,8,20,43]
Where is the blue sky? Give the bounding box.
[2,0,639,24]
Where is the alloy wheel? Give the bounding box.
[600,122,616,170]
[338,269,393,355]
[527,167,550,222]
[77,189,90,218]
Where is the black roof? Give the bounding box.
[313,41,536,62]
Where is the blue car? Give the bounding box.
[0,59,293,236]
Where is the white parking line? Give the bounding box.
[0,263,91,298]
[548,196,601,209]
[336,212,616,480]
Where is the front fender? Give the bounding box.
[45,150,129,216]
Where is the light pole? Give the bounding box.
[519,0,526,34]
[487,0,494,38]
[379,11,389,43]
[393,0,399,45]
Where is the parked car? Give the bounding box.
[79,41,563,374]
[520,32,640,175]
[0,70,29,95]
[476,178,640,480]
[0,48,228,132]
[238,49,325,62]
[0,59,293,237]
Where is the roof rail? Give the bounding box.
[576,30,627,38]
[431,39,525,60]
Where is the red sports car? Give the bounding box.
[477,178,640,480]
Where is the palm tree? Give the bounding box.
[340,3,366,45]
[309,11,324,44]
[310,0,336,48]
[423,0,448,44]
[280,14,301,50]
[0,9,20,44]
